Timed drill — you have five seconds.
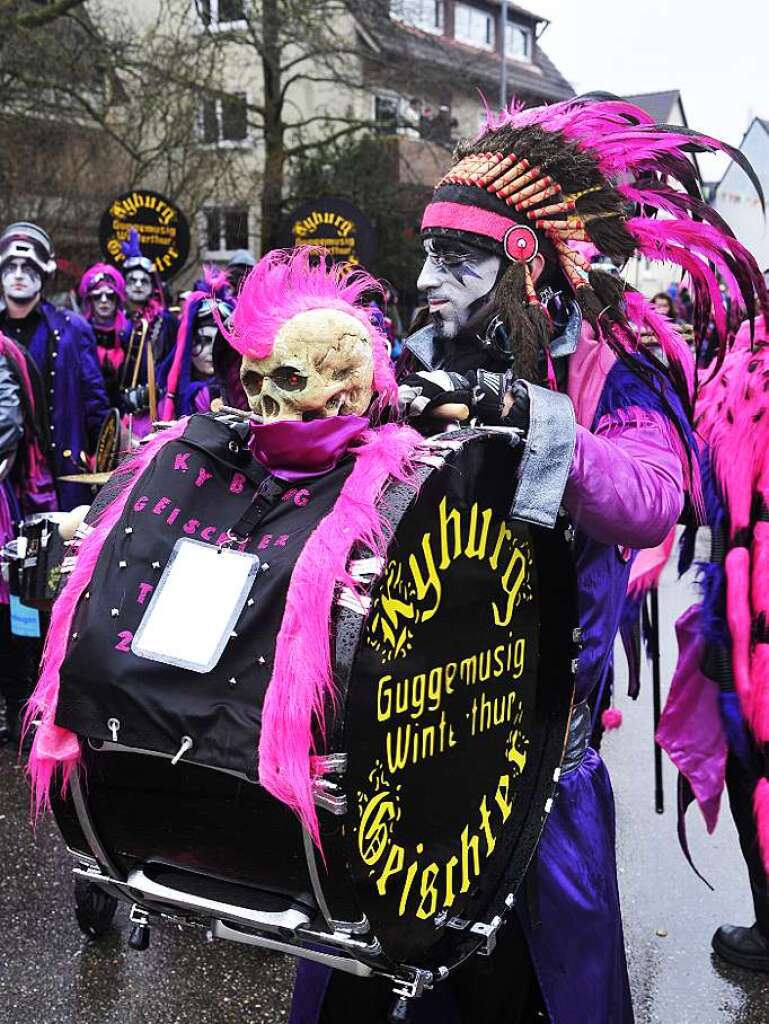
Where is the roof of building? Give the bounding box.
[367,18,573,104]
[624,90,685,125]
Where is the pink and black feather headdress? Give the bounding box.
[422,93,769,385]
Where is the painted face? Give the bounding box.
[191,323,217,378]
[125,268,153,304]
[1,257,42,303]
[89,286,118,325]
[240,308,374,422]
[417,237,501,340]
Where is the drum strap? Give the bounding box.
[227,475,289,543]
[561,699,590,776]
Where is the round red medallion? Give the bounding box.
[503,225,539,263]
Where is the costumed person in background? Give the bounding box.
[291,95,766,1024]
[0,331,56,744]
[225,248,256,300]
[658,312,769,973]
[78,262,131,406]
[156,268,234,419]
[0,222,110,511]
[119,228,177,431]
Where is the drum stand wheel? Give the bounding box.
[74,876,119,939]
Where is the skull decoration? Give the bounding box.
[240,307,375,422]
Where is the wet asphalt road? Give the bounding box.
[2,537,769,1023]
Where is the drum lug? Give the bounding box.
[471,914,503,956]
[312,777,347,815]
[128,904,152,951]
[390,967,432,1002]
[312,752,348,775]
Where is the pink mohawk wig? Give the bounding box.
[218,247,397,409]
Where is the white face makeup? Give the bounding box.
[417,237,501,340]
[191,324,218,378]
[125,268,153,304]
[1,257,42,304]
[89,287,118,325]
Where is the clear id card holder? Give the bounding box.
[131,538,260,673]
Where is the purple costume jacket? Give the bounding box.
[26,302,110,511]
[290,318,688,1024]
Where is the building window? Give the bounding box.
[374,94,400,135]
[196,0,246,29]
[505,21,532,61]
[204,206,250,255]
[454,3,495,51]
[390,0,445,35]
[201,93,248,145]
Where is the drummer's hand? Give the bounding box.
[58,505,91,542]
[466,371,529,433]
[398,371,472,423]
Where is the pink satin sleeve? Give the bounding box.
[563,418,684,548]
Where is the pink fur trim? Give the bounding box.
[24,420,189,815]
[601,707,623,731]
[725,547,753,724]
[258,423,423,847]
[218,248,397,409]
[754,778,769,874]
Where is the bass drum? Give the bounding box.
[50,419,577,990]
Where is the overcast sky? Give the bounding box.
[530,0,768,181]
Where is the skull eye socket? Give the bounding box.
[270,366,307,392]
[241,369,263,395]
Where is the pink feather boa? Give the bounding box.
[258,422,423,847]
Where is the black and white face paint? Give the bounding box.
[125,268,153,304]
[1,257,42,304]
[191,324,217,377]
[89,287,118,325]
[417,238,501,340]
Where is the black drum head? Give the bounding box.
[330,433,576,973]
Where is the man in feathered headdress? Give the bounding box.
[291,95,768,1024]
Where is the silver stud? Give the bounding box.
[84,592,90,599]
[71,632,78,640]
[110,608,119,617]
[152,560,160,569]
[119,560,127,568]
[228,677,237,687]
[124,527,133,535]
[230,630,238,638]
[258,655,266,665]
[261,563,270,572]
[247,598,255,607]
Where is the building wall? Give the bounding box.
[714,121,769,273]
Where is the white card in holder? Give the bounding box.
[131,538,260,673]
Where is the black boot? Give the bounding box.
[712,923,769,972]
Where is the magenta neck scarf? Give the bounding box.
[248,415,370,480]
